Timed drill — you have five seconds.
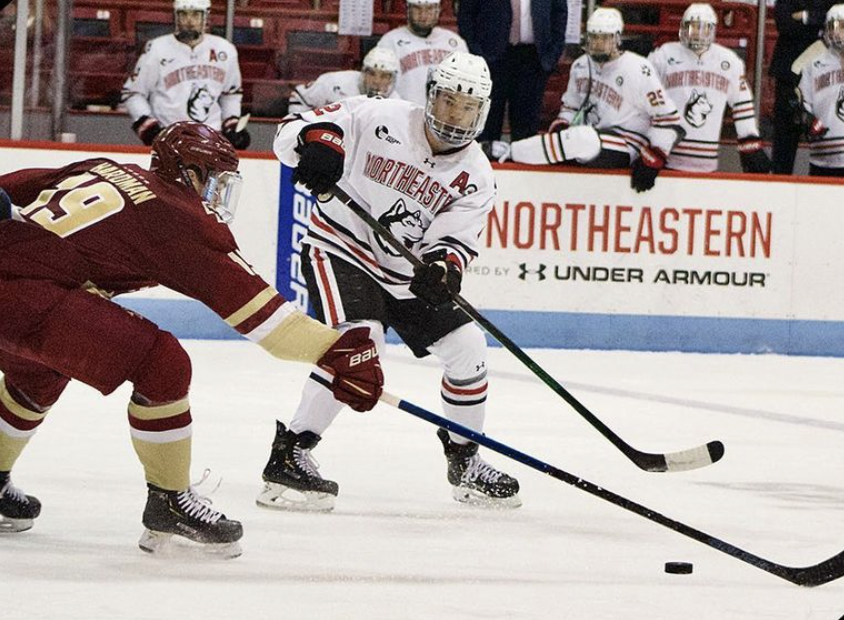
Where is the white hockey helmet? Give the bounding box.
[173,0,210,43]
[585,8,624,63]
[825,4,844,53]
[425,52,492,148]
[407,0,441,37]
[360,47,399,97]
[680,3,718,53]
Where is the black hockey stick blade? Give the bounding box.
[382,392,843,587]
[326,186,725,473]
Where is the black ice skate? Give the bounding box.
[0,472,41,533]
[139,483,243,558]
[256,421,338,512]
[437,428,522,508]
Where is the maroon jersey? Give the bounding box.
[0,158,286,339]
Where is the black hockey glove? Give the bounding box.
[222,116,251,150]
[737,137,771,174]
[132,115,163,146]
[630,145,667,193]
[292,122,345,195]
[801,112,828,143]
[0,188,11,221]
[409,250,462,308]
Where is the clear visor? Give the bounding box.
[361,67,396,97]
[425,86,489,147]
[826,19,844,51]
[585,32,619,62]
[202,170,243,223]
[680,20,715,51]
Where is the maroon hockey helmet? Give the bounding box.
[151,121,239,186]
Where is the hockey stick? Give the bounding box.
[329,186,724,473]
[381,390,844,587]
[570,55,594,126]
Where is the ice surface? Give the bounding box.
[2,341,844,619]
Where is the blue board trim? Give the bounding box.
[115,298,844,357]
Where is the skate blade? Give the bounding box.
[138,530,242,559]
[451,486,523,509]
[0,516,34,533]
[256,482,335,512]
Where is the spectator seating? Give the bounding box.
[0,0,773,127]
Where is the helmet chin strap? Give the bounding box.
[175,29,201,43]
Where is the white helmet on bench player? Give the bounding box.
[174,0,210,44]
[585,8,623,63]
[360,47,399,97]
[407,0,441,37]
[680,3,718,53]
[425,52,492,148]
[825,4,844,54]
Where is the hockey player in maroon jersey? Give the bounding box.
[0,122,383,556]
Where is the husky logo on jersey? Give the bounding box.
[837,86,844,122]
[684,89,713,128]
[187,84,215,122]
[376,199,425,256]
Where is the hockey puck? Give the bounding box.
[665,562,693,574]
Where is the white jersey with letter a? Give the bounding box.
[274,97,494,300]
[798,48,844,169]
[288,70,400,114]
[649,42,760,172]
[377,27,468,106]
[557,51,683,159]
[121,33,243,130]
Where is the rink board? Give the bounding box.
[2,141,844,355]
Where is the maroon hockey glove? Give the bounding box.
[133,115,163,146]
[293,122,345,195]
[737,137,771,174]
[222,116,251,150]
[409,250,462,308]
[630,146,667,193]
[317,327,383,412]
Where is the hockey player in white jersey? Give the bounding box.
[508,8,684,192]
[288,47,400,115]
[121,0,250,149]
[797,4,844,177]
[649,3,770,173]
[260,52,520,512]
[377,0,469,106]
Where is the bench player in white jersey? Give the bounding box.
[260,52,521,511]
[508,8,684,192]
[288,47,400,115]
[121,0,250,149]
[649,3,771,174]
[376,0,469,106]
[797,4,844,176]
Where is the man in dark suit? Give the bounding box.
[458,0,568,145]
[770,0,836,174]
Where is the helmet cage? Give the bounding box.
[425,85,490,147]
[585,32,621,63]
[826,16,844,53]
[680,19,716,52]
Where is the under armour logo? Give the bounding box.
[423,157,436,168]
[518,263,546,281]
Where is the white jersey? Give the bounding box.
[377,26,468,106]
[798,49,844,168]
[557,51,682,158]
[288,70,399,115]
[121,33,243,131]
[274,96,495,300]
[649,42,760,172]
